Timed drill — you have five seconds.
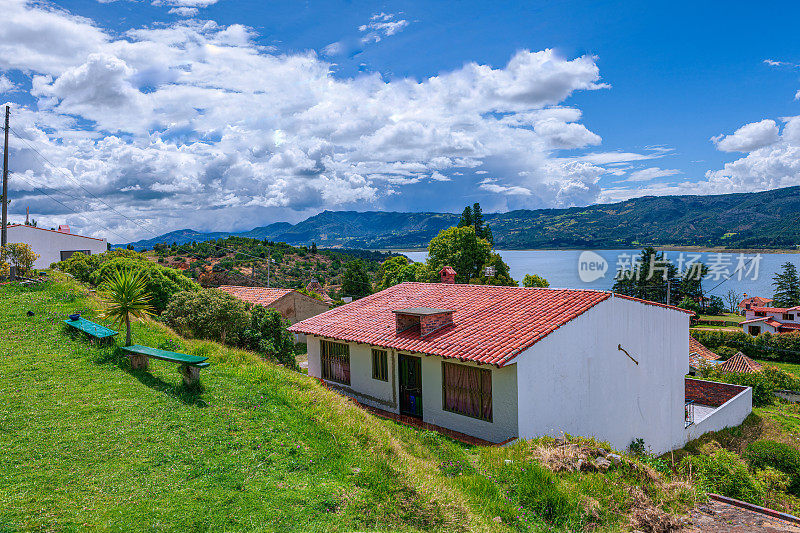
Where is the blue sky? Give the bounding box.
[2,0,800,240]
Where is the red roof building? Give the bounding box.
[718,352,763,374]
[218,286,330,336]
[288,280,728,452]
[689,337,720,371]
[742,304,800,335]
[738,296,773,313]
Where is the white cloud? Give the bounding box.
[712,119,780,152]
[359,12,409,43]
[168,7,199,16]
[1,1,652,239]
[626,167,680,182]
[0,75,17,92]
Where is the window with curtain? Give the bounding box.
[372,349,388,381]
[320,340,350,385]
[442,362,492,422]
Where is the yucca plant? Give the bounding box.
[99,269,155,346]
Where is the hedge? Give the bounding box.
[691,330,800,364]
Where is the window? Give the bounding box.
[755,311,765,317]
[320,340,350,385]
[442,362,492,422]
[60,250,91,261]
[783,314,795,321]
[372,349,388,381]
[749,325,761,336]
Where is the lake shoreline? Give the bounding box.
[389,246,800,254]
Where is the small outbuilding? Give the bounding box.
[6,223,107,269]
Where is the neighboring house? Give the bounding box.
[6,223,107,269]
[688,337,720,375]
[742,306,800,335]
[738,296,773,315]
[718,352,763,374]
[289,267,752,454]
[218,285,331,341]
[305,281,334,305]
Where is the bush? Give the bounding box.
[163,289,250,345]
[692,330,800,363]
[680,450,764,504]
[163,290,296,368]
[744,440,800,495]
[699,364,800,407]
[240,306,297,369]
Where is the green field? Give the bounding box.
[0,275,698,532]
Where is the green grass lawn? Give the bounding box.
[697,313,744,323]
[0,275,696,532]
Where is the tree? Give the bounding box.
[376,256,426,290]
[523,274,550,288]
[457,205,473,228]
[3,243,39,276]
[426,226,491,284]
[472,202,485,237]
[99,269,155,346]
[724,289,743,313]
[613,247,681,304]
[773,262,800,307]
[311,242,317,254]
[341,259,372,297]
[472,252,516,286]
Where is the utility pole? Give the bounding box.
[666,278,671,306]
[267,250,271,288]
[1,105,9,247]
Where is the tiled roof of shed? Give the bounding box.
[718,352,763,374]
[218,285,294,307]
[288,282,691,366]
[689,337,720,369]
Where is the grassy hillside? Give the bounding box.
[0,276,699,532]
[123,186,800,250]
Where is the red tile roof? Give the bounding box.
[718,352,763,374]
[751,306,800,313]
[689,337,720,369]
[218,285,294,307]
[289,282,690,366]
[739,296,772,308]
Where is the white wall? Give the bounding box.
[6,225,107,269]
[684,387,752,442]
[515,296,689,455]
[305,335,518,442]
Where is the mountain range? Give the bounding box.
[123,186,800,250]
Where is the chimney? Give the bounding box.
[439,266,456,284]
[57,224,70,234]
[393,307,455,337]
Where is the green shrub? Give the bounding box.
[240,306,297,369]
[163,289,250,345]
[700,364,800,407]
[680,450,764,504]
[692,330,800,363]
[744,440,800,495]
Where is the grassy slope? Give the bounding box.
[0,275,695,532]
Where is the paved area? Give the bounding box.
[685,500,800,532]
[692,404,716,424]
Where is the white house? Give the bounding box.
[742,305,800,335]
[6,224,107,269]
[289,268,752,454]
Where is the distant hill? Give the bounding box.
[123,186,800,250]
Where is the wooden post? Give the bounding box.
[179,364,200,387]
[129,353,149,371]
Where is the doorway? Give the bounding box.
[399,354,422,418]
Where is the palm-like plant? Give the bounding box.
[99,269,154,346]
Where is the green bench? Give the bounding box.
[120,345,210,386]
[64,317,119,341]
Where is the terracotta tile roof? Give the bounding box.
[778,323,800,331]
[718,352,763,374]
[289,282,690,366]
[689,337,720,368]
[218,285,294,306]
[739,296,772,308]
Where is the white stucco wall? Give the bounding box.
[305,335,518,442]
[515,296,689,455]
[743,321,777,335]
[685,387,752,442]
[6,225,107,269]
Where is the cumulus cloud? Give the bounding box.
[712,119,780,152]
[0,75,17,92]
[1,1,651,240]
[359,13,409,43]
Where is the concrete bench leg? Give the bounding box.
[179,364,201,387]
[129,354,149,371]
